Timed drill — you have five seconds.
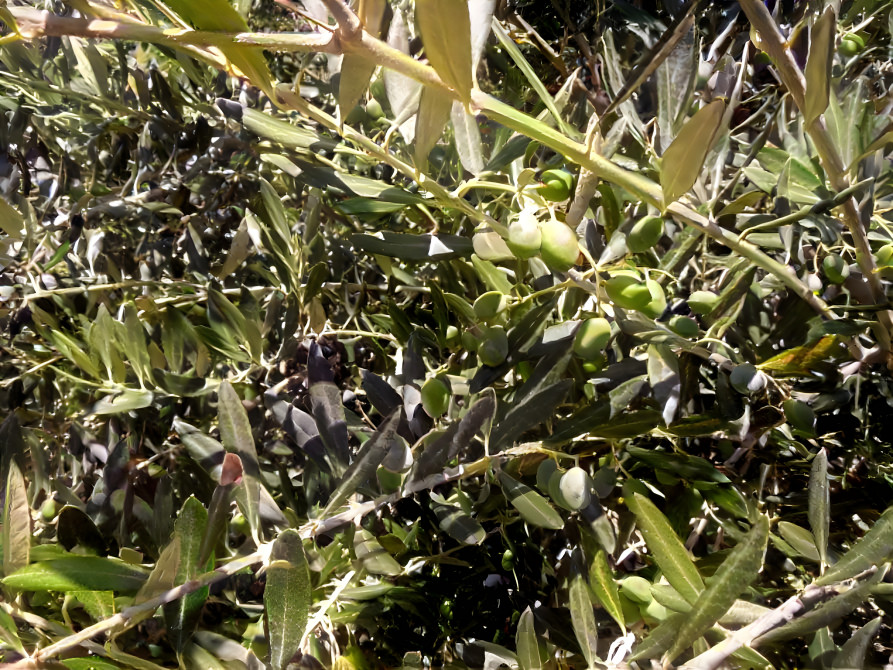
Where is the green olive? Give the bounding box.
[627,216,664,253]
[539,219,579,271]
[421,377,450,417]
[641,280,667,318]
[619,576,653,604]
[478,326,509,367]
[823,254,850,284]
[461,330,480,352]
[729,364,766,395]
[688,290,719,315]
[536,458,559,492]
[574,318,612,359]
[547,469,571,509]
[558,466,591,511]
[669,315,699,337]
[501,549,515,571]
[473,291,507,320]
[537,168,574,202]
[40,498,57,522]
[365,99,384,120]
[605,275,652,311]
[507,212,542,259]
[875,243,893,267]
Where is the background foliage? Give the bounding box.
[2,0,893,667]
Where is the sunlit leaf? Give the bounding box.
[663,515,769,664]
[163,496,210,651]
[416,0,472,102]
[626,492,704,605]
[809,448,830,567]
[568,561,598,668]
[265,529,311,670]
[588,549,625,634]
[498,472,564,530]
[804,8,834,124]
[816,505,893,586]
[415,86,453,164]
[516,606,542,670]
[2,460,30,578]
[2,556,148,592]
[660,99,725,205]
[354,528,402,576]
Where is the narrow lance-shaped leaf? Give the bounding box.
[815,505,893,586]
[498,471,564,530]
[383,7,420,143]
[2,460,30,578]
[338,0,386,116]
[163,496,210,652]
[588,549,626,634]
[808,448,830,568]
[451,101,484,175]
[430,493,486,545]
[265,529,311,670]
[415,86,453,166]
[354,528,402,576]
[217,381,262,543]
[663,515,769,665]
[322,409,402,516]
[660,99,726,206]
[416,0,473,102]
[626,491,704,604]
[516,606,542,670]
[2,557,148,593]
[804,8,835,124]
[568,559,599,668]
[831,616,882,669]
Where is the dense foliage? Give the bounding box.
[2,0,893,667]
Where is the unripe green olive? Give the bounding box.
[547,469,571,509]
[619,576,653,604]
[669,315,699,337]
[641,280,667,318]
[537,168,574,201]
[688,290,719,315]
[478,326,509,367]
[40,498,57,522]
[461,330,480,352]
[473,291,507,320]
[838,33,865,57]
[536,458,559,492]
[365,99,384,120]
[574,318,612,360]
[445,325,460,344]
[421,377,450,417]
[784,399,816,434]
[729,364,766,395]
[823,254,850,284]
[875,243,893,267]
[627,216,664,253]
[605,275,652,311]
[558,466,591,511]
[539,219,579,271]
[507,212,542,259]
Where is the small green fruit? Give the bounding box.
[823,254,850,284]
[507,212,542,259]
[558,466,591,511]
[537,168,574,201]
[547,469,571,509]
[784,399,816,433]
[838,34,865,57]
[641,279,667,318]
[365,99,384,120]
[536,458,559,492]
[574,318,612,359]
[620,576,653,604]
[688,290,719,315]
[478,326,509,366]
[473,291,507,320]
[605,275,652,311]
[875,243,893,267]
[502,549,515,571]
[669,315,699,337]
[421,377,450,417]
[461,330,480,352]
[627,216,664,253]
[40,498,57,522]
[377,466,403,492]
[445,325,459,344]
[729,364,766,395]
[539,219,579,271]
